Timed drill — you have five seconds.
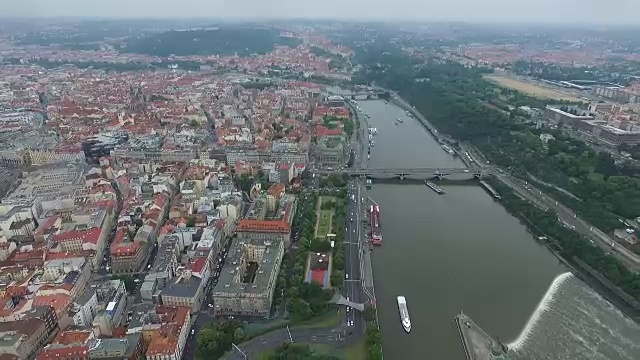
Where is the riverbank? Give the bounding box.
[373,86,640,316]
[347,98,385,360]
[486,176,640,321]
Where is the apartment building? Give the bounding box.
[126,305,190,360]
[35,327,94,360]
[2,164,86,217]
[87,333,144,360]
[141,235,180,302]
[0,307,59,360]
[71,287,98,327]
[111,240,148,275]
[593,86,640,104]
[237,194,296,247]
[0,205,35,240]
[160,270,205,314]
[91,280,128,337]
[211,237,284,317]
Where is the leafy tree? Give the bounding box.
[195,319,243,360]
[330,270,344,288]
[236,173,254,193]
[363,305,376,322]
[233,327,245,343]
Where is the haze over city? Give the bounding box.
[3,0,640,25]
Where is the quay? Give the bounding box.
[425,180,445,194]
[455,312,511,360]
[480,180,502,200]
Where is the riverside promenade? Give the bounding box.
[455,312,511,360]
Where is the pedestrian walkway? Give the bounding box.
[455,312,511,360]
[330,292,365,311]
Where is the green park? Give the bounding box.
[315,196,337,239]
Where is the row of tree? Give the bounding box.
[363,305,383,360]
[319,174,348,189]
[326,188,348,289]
[285,192,334,322]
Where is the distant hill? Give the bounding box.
[121,27,300,57]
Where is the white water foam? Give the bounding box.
[507,272,574,351]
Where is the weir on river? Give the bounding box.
[507,272,574,351]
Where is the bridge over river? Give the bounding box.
[314,167,489,180]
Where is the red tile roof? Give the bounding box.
[237,219,290,232]
[52,228,101,245]
[36,345,89,360]
[186,257,207,274]
[50,329,93,345]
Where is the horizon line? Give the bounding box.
[1,16,640,28]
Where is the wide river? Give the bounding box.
[358,100,640,360]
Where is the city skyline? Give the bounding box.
[3,0,640,25]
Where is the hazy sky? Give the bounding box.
[3,0,640,25]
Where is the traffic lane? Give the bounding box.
[221,328,344,360]
[344,187,359,329]
[343,246,353,327]
[498,175,640,271]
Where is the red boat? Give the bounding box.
[370,204,383,245]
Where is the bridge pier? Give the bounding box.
[397,174,405,180]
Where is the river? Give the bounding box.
[358,99,640,359]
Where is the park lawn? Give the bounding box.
[244,318,290,339]
[344,338,367,360]
[295,307,342,329]
[316,211,333,238]
[483,74,583,102]
[256,343,345,360]
[314,196,337,239]
[308,344,345,358]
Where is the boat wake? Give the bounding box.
[507,272,573,351]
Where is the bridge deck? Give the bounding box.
[315,168,486,175]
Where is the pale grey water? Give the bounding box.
[358,99,640,360]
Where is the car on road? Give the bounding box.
[345,273,349,279]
